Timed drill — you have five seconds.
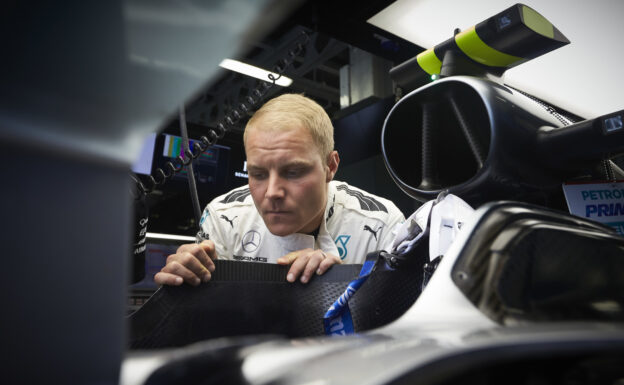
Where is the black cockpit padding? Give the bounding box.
[129,257,425,349]
[451,201,624,324]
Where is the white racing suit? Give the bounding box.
[196,181,405,264]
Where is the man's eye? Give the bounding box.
[249,172,267,180]
[285,169,304,178]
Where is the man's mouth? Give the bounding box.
[265,210,290,215]
[264,208,294,219]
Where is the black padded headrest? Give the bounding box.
[129,256,426,349]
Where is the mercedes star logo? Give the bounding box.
[241,230,261,253]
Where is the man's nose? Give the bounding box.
[265,173,285,199]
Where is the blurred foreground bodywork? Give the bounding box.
[0,1,284,384]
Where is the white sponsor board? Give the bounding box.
[562,181,624,235]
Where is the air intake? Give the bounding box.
[381,76,624,206]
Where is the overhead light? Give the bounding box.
[219,58,293,87]
[146,232,196,242]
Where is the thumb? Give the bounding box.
[277,251,300,265]
[199,240,218,259]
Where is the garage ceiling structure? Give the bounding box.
[178,0,423,138]
[176,0,624,140]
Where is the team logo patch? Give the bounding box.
[335,235,351,259]
[241,230,261,253]
[199,210,210,226]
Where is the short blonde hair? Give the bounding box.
[244,93,334,160]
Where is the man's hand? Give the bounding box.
[154,240,217,287]
[277,248,342,284]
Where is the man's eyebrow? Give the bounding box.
[280,160,313,168]
[247,160,313,170]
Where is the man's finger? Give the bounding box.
[166,251,212,282]
[195,241,217,272]
[286,252,311,282]
[158,261,207,286]
[153,271,183,286]
[199,240,218,261]
[277,251,301,265]
[316,253,342,275]
[177,242,216,273]
[300,250,327,283]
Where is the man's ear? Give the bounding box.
[326,151,340,182]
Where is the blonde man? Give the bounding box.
[155,94,405,286]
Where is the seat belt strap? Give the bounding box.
[323,251,387,336]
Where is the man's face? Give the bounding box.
[245,123,337,236]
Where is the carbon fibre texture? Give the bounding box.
[129,259,424,349]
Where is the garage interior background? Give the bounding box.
[141,0,624,235]
[141,0,422,235]
[2,1,623,384]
